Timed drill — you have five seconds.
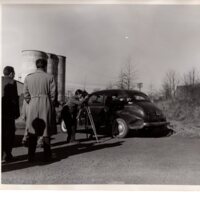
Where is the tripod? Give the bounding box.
[77,106,99,143]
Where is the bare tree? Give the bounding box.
[183,68,199,86]
[116,69,126,89]
[148,83,156,99]
[181,67,200,101]
[116,58,137,90]
[148,83,163,101]
[162,70,179,99]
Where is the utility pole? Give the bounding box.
[83,75,87,90]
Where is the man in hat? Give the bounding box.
[2,66,20,162]
[23,58,56,162]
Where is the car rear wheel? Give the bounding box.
[60,119,67,133]
[116,118,129,138]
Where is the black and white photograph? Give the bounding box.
[1,0,200,190]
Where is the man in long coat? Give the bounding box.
[2,66,20,162]
[23,58,56,162]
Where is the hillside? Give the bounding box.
[156,99,200,137]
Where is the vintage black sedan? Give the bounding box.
[60,89,169,138]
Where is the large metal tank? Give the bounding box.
[21,50,48,82]
[47,53,58,82]
[57,55,66,102]
[21,50,66,103]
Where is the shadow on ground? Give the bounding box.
[1,139,124,173]
[82,126,174,139]
[2,126,173,173]
[127,127,174,138]
[78,127,174,139]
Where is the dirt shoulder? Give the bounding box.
[156,100,200,138]
[169,120,200,138]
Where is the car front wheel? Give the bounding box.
[60,119,68,133]
[116,118,129,138]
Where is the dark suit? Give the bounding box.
[1,76,19,161]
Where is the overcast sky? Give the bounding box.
[2,4,200,93]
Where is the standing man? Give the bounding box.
[61,89,83,144]
[2,66,20,162]
[23,58,56,162]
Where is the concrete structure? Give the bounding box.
[47,53,59,83]
[57,55,66,102]
[16,80,24,96]
[21,50,66,103]
[21,50,48,82]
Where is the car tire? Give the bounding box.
[60,119,68,133]
[116,118,129,138]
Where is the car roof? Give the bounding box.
[89,89,147,97]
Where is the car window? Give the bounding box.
[88,94,104,106]
[115,94,128,102]
[112,93,149,103]
[105,94,118,105]
[133,94,149,101]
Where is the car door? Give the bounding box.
[87,93,105,128]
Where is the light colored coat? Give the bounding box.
[23,69,56,137]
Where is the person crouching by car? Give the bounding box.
[104,95,119,138]
[61,89,83,144]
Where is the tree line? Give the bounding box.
[106,57,139,91]
[161,67,200,100]
[106,58,199,101]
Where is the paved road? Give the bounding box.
[1,126,200,185]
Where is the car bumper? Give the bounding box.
[129,120,169,130]
[143,121,170,127]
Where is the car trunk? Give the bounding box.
[136,101,166,122]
